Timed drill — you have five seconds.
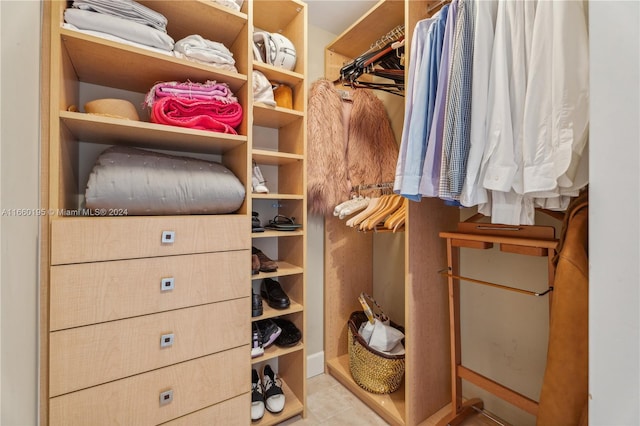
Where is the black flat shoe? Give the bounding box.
[272,318,301,347]
[260,278,290,309]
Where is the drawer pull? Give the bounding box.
[160,333,175,348]
[159,389,173,406]
[161,231,175,244]
[161,277,175,291]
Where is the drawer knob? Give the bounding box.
[161,230,175,244]
[159,389,173,406]
[161,278,175,292]
[160,333,175,348]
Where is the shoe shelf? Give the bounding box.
[60,110,246,155]
[252,261,304,279]
[252,149,303,165]
[252,230,305,239]
[255,299,304,320]
[255,342,304,364]
[253,379,304,426]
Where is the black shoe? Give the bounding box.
[252,211,265,233]
[255,319,281,348]
[261,278,290,309]
[262,365,285,414]
[251,369,265,421]
[273,318,302,347]
[252,290,263,317]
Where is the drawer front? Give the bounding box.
[49,346,248,426]
[50,215,249,265]
[50,250,249,330]
[162,393,250,426]
[49,299,249,397]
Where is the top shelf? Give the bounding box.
[325,0,404,59]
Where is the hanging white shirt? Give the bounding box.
[522,0,589,198]
[459,0,498,208]
[480,0,536,225]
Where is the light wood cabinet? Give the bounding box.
[39,1,294,424]
[249,1,308,425]
[323,1,458,425]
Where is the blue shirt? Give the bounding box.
[393,6,448,201]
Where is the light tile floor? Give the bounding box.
[279,374,390,426]
[279,374,502,426]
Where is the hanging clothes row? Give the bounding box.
[337,25,406,96]
[394,0,589,225]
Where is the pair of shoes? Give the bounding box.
[252,161,269,194]
[255,318,281,349]
[252,211,265,233]
[273,317,302,347]
[252,247,278,272]
[252,290,263,317]
[261,278,290,309]
[251,254,260,275]
[251,365,286,421]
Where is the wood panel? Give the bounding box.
[49,298,249,396]
[162,394,250,426]
[49,346,248,426]
[50,215,249,265]
[50,250,248,330]
[405,199,458,425]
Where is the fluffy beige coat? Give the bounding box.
[307,79,398,215]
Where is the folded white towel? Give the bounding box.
[73,0,168,32]
[64,8,174,51]
[174,35,237,72]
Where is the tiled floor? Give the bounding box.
[278,374,503,426]
[279,374,389,426]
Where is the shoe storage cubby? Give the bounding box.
[249,0,307,424]
[41,0,306,424]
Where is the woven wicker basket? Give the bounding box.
[347,311,405,394]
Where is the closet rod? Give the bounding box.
[438,269,554,297]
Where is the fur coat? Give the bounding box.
[307,79,398,215]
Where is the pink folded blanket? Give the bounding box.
[146,80,238,105]
[151,96,243,134]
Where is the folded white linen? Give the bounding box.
[73,0,168,32]
[62,23,175,57]
[64,8,174,51]
[174,35,237,72]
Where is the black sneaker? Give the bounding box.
[251,368,265,421]
[262,365,285,413]
[255,319,281,348]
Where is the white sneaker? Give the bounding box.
[252,162,269,193]
[262,364,285,413]
[251,369,265,421]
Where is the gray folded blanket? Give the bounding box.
[72,0,168,32]
[85,146,246,215]
[64,8,174,51]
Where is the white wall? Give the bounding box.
[0,1,42,425]
[589,1,640,423]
